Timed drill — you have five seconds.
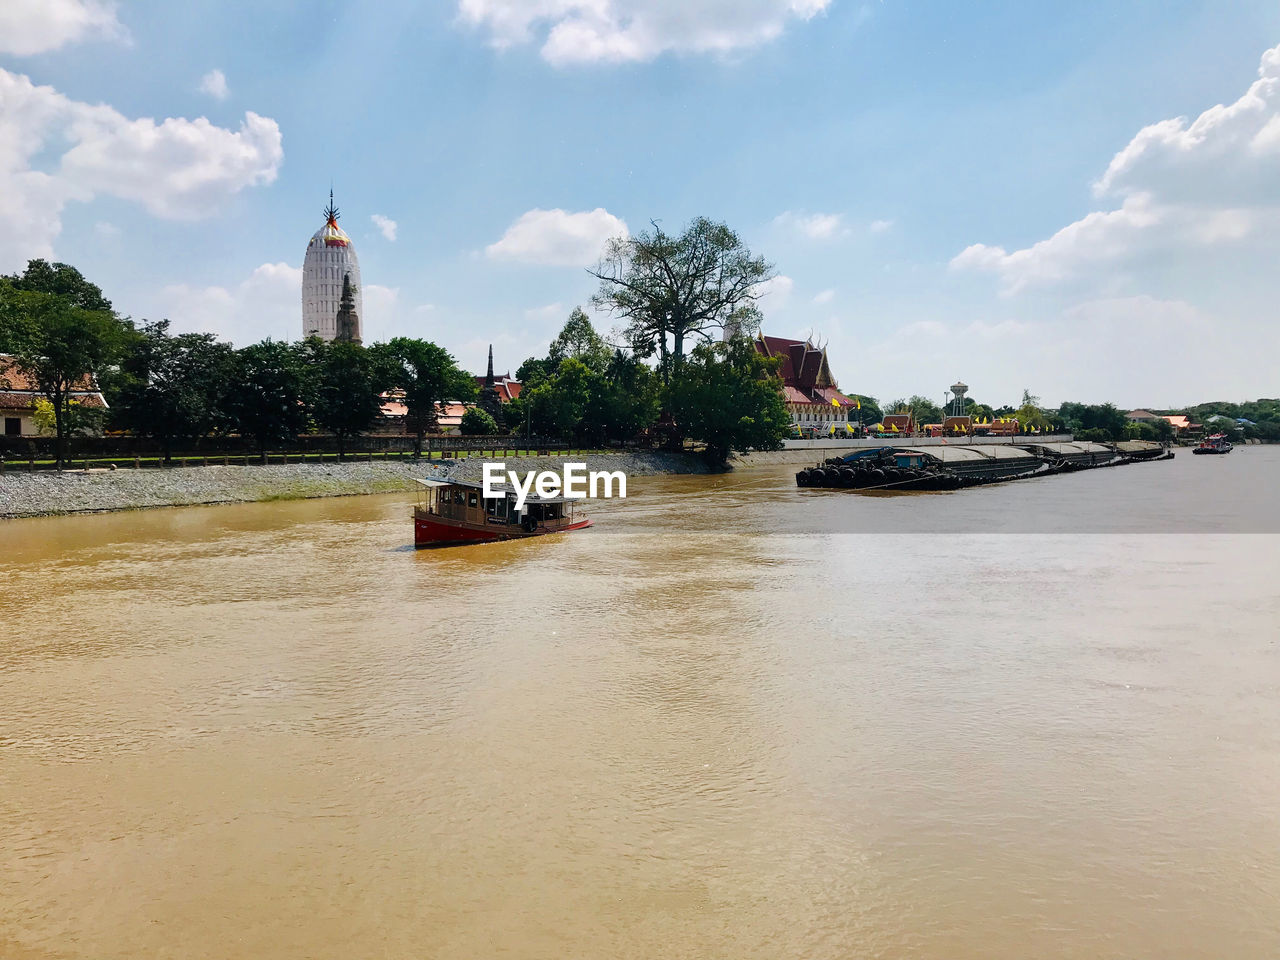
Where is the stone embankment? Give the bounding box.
[0,451,710,519]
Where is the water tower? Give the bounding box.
[948,381,969,417]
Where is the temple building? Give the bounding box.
[753,333,856,433]
[302,191,363,341]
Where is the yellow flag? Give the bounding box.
[845,422,853,433]
[831,397,840,407]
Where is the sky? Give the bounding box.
[2,0,1279,408]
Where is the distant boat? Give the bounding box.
[412,477,591,548]
[1192,433,1233,455]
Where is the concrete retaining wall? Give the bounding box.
[0,451,708,519]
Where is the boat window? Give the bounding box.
[468,492,478,508]
[453,489,465,505]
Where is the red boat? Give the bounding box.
[413,477,592,548]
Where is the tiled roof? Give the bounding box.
[474,374,522,402]
[0,356,107,409]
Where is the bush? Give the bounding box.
[460,407,499,436]
[1077,427,1112,442]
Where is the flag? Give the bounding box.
[846,422,853,433]
[855,398,861,409]
[831,397,840,407]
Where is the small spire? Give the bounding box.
[485,344,495,387]
[323,187,340,226]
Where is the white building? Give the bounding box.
[302,192,362,341]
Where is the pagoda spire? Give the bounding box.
[485,344,495,388]
[323,188,340,227]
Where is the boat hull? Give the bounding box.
[414,510,592,548]
[1192,446,1232,454]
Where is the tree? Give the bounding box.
[547,307,611,373]
[887,395,943,425]
[664,337,791,464]
[1015,388,1051,432]
[850,395,882,427]
[1057,401,1128,439]
[309,339,386,459]
[2,259,113,312]
[524,358,594,439]
[370,338,475,453]
[115,321,235,460]
[590,217,774,382]
[224,340,311,456]
[515,356,553,390]
[584,350,662,444]
[460,407,500,436]
[0,285,124,468]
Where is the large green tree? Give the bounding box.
[590,218,773,381]
[224,340,312,455]
[0,282,125,468]
[369,338,475,453]
[2,259,113,312]
[524,358,594,440]
[547,307,612,373]
[664,337,790,464]
[115,321,236,460]
[308,339,387,459]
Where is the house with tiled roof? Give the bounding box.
[0,355,108,437]
[752,333,857,434]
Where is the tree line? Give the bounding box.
[1,218,794,468]
[0,260,478,466]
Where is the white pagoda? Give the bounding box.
[302,191,362,341]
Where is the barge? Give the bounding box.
[795,440,1171,492]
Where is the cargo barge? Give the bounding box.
[795,440,1171,491]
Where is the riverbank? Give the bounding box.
[0,451,710,519]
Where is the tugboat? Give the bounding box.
[1192,433,1233,455]
[413,477,591,547]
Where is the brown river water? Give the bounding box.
[2,449,1278,959]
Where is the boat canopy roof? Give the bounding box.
[413,475,571,504]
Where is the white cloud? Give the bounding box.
[457,0,832,65]
[953,42,1280,294]
[0,0,125,56]
[486,207,627,266]
[869,218,894,233]
[157,262,302,346]
[773,210,848,240]
[0,68,283,271]
[524,301,566,323]
[93,220,119,237]
[370,214,398,242]
[757,274,793,303]
[198,69,229,101]
[812,288,835,304]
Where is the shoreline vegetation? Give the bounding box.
[0,451,712,520]
[5,240,1278,491]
